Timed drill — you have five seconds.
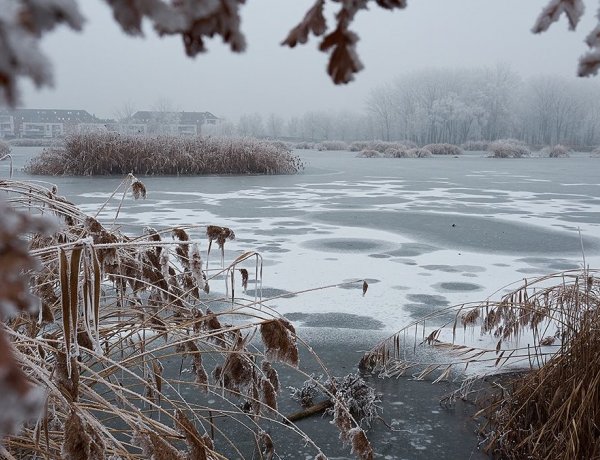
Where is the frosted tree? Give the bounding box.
[367,84,397,141]
[1,0,600,106]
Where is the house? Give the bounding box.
[0,109,111,138]
[121,111,220,136]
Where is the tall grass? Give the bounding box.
[361,270,600,459]
[540,144,571,158]
[25,132,304,176]
[422,143,463,155]
[0,178,372,459]
[349,141,416,153]
[0,139,9,156]
[461,140,490,151]
[317,141,349,151]
[487,139,531,158]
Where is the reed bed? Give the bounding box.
[24,132,304,176]
[487,139,531,158]
[0,139,9,156]
[349,140,416,153]
[422,143,463,155]
[0,177,371,459]
[9,138,62,147]
[361,270,600,459]
[540,144,571,158]
[461,140,490,151]
[317,141,349,151]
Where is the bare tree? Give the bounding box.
[367,84,396,141]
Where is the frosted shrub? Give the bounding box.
[408,147,432,158]
[25,133,304,176]
[423,143,463,155]
[383,147,412,158]
[488,139,531,158]
[295,142,316,150]
[356,149,380,158]
[351,141,411,153]
[317,141,349,151]
[541,144,571,158]
[590,146,600,156]
[461,140,490,151]
[0,140,9,157]
[349,141,370,152]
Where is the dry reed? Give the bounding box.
[24,132,304,176]
[0,177,370,459]
[361,270,600,459]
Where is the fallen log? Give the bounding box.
[285,400,333,423]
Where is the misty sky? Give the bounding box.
[21,0,599,121]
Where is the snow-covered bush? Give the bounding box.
[408,147,432,158]
[25,133,303,175]
[383,147,413,158]
[591,146,600,156]
[317,140,349,151]
[356,149,380,158]
[294,142,316,150]
[488,139,531,158]
[349,141,370,152]
[351,141,411,153]
[0,140,9,157]
[541,144,571,158]
[461,140,490,151]
[423,143,463,155]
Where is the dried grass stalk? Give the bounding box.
[260,319,299,367]
[61,411,105,460]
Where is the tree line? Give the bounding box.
[221,68,600,148]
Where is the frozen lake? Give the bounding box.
[4,147,600,458]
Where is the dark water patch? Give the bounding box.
[302,237,396,253]
[337,278,380,290]
[272,220,306,226]
[391,285,410,290]
[369,253,392,259]
[494,263,510,267]
[324,257,338,261]
[244,288,296,298]
[325,196,410,207]
[517,257,580,271]
[462,273,477,278]
[387,243,439,257]
[235,218,262,223]
[423,265,462,273]
[517,267,544,274]
[390,258,418,265]
[255,245,291,254]
[254,227,316,236]
[433,282,483,292]
[285,312,384,330]
[448,188,510,197]
[311,210,600,255]
[404,294,453,322]
[556,212,600,224]
[235,238,258,244]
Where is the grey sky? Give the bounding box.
[21,1,599,121]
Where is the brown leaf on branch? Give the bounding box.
[319,24,363,84]
[281,0,327,47]
[532,0,585,33]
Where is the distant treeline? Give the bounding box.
[222,68,600,148]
